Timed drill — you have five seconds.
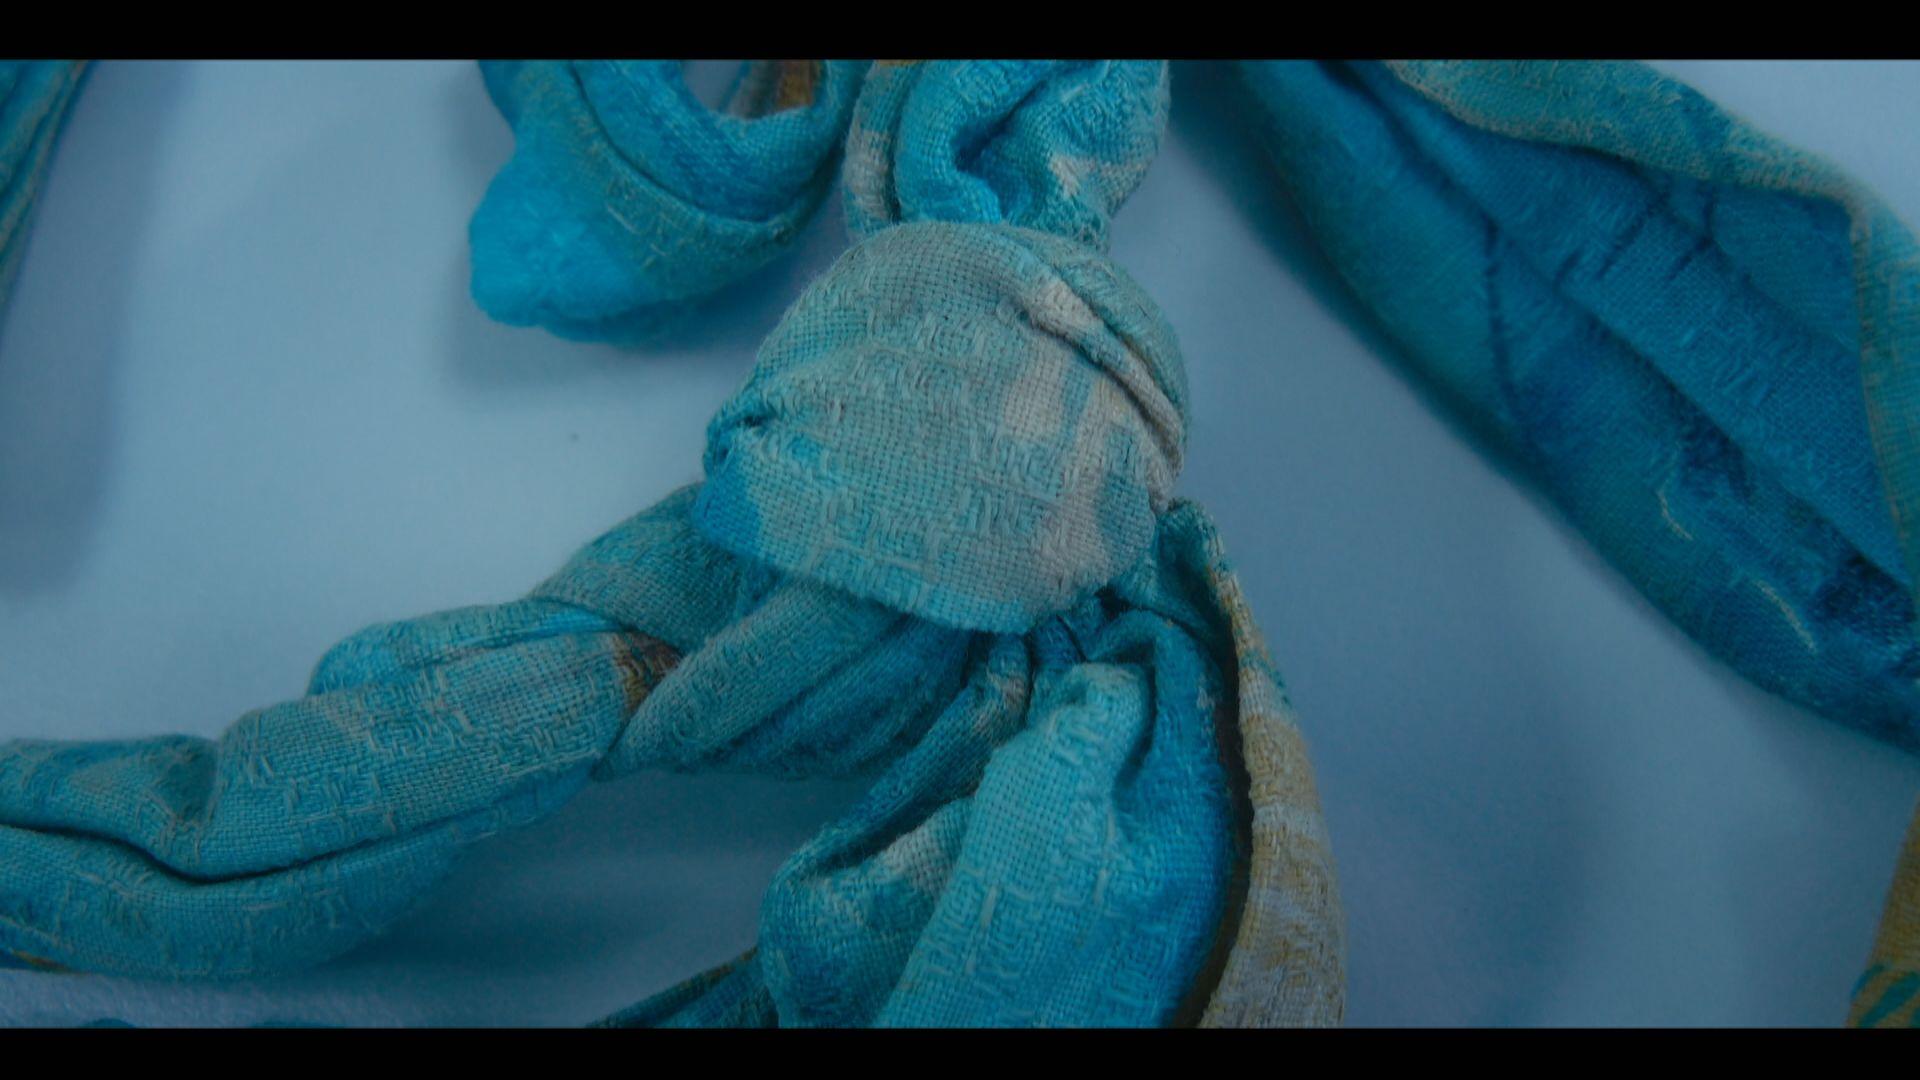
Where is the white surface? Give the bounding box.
[2,60,1918,1026]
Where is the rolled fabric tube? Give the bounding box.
[468,60,869,343]
[0,60,1344,1027]
[0,61,86,318]
[1235,60,1920,750]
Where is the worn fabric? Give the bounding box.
[1235,59,1920,1026]
[1238,60,1920,751]
[0,60,1344,1028]
[468,60,868,343]
[0,61,85,320]
[11,57,1914,1029]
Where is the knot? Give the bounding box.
[844,60,1169,249]
[469,60,866,342]
[695,220,1187,632]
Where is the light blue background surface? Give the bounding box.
[2,60,1919,1027]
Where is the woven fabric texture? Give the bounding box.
[0,60,1345,1028]
[468,60,868,343]
[10,57,1916,1029]
[1239,60,1920,750]
[1236,59,1920,1027]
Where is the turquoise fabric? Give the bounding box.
[842,61,1166,246]
[0,61,1349,1028]
[0,486,1234,1024]
[0,61,85,319]
[14,57,1911,1028]
[714,59,1181,632]
[468,60,868,343]
[1237,61,1920,748]
[698,221,1186,634]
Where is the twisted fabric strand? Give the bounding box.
[0,59,1344,1027]
[7,58,1917,1028]
[1233,59,1920,1025]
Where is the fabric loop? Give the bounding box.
[469,60,867,342]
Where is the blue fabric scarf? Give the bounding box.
[3,59,1919,1027]
[1234,61,1920,752]
[1228,61,1920,1025]
[0,60,1345,1028]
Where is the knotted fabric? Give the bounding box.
[0,61,85,317]
[698,221,1185,633]
[468,60,868,342]
[22,57,1916,1028]
[1234,60,1920,1025]
[0,60,1344,1027]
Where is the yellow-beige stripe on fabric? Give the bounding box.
[1851,805,1920,1027]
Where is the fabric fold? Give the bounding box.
[469,60,868,343]
[1233,59,1920,1027]
[1236,59,1920,749]
[1,59,1345,1028]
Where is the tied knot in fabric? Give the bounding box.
[698,59,1186,632]
[697,221,1188,632]
[0,58,1346,1030]
[843,60,1169,249]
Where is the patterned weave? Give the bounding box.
[1235,59,1920,1026]
[842,60,1165,247]
[468,60,868,343]
[16,57,1914,1028]
[1239,61,1920,750]
[0,60,1345,1027]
